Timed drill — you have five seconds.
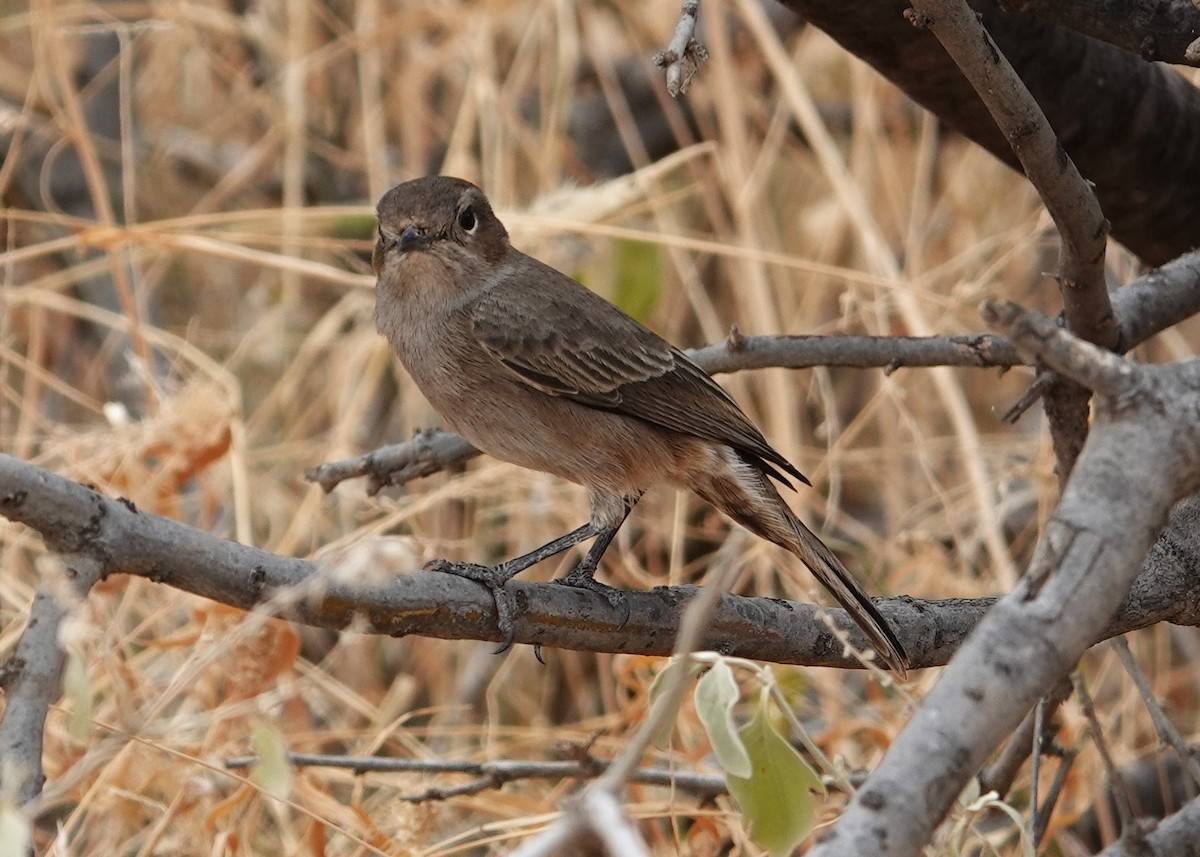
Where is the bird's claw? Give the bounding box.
[424,559,520,652]
[554,568,631,627]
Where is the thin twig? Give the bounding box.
[979,677,1072,798]
[652,0,708,97]
[979,302,1133,398]
[1032,743,1078,847]
[1001,371,1055,424]
[1075,673,1137,834]
[907,0,1112,482]
[312,247,1200,493]
[906,0,1111,347]
[1110,637,1200,787]
[222,752,728,801]
[307,332,1025,493]
[305,427,479,494]
[1029,694,1046,837]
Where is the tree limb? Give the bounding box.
[807,302,1200,857]
[778,0,1200,267]
[909,0,1112,349]
[1,455,1198,674]
[1012,0,1200,66]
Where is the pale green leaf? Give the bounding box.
[611,239,663,323]
[648,656,701,749]
[695,659,752,778]
[726,689,822,857]
[250,719,292,801]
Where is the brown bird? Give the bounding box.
[372,176,909,675]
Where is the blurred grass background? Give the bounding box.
[1,0,1196,853]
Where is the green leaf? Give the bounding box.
[648,656,701,749]
[611,239,663,323]
[726,689,823,857]
[695,659,752,778]
[330,212,378,240]
[250,719,292,801]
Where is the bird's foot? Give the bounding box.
[553,566,631,627]
[424,559,521,653]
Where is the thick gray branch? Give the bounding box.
[1093,794,1200,856]
[779,0,1200,267]
[1,455,1198,672]
[809,306,1200,857]
[1015,0,1200,66]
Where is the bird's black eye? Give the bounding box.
[458,208,477,233]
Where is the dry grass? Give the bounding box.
[1,1,1196,854]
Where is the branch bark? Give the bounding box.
[778,0,1200,266]
[1012,0,1200,65]
[2,455,1199,673]
[908,0,1111,348]
[807,303,1200,857]
[0,553,104,805]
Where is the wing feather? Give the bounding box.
[470,254,809,486]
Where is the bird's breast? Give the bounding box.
[378,294,699,503]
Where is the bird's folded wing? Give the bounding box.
[470,284,808,486]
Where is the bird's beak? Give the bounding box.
[398,224,432,252]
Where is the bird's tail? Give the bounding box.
[692,448,910,677]
[780,511,910,678]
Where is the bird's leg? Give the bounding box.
[553,494,641,627]
[426,522,600,652]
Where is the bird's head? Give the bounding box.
[372,176,510,297]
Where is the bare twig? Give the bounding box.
[305,428,479,494]
[908,0,1112,481]
[1000,371,1055,424]
[1075,673,1137,835]
[1028,693,1047,834]
[1012,248,1196,426]
[1004,248,1200,423]
[307,332,1025,493]
[653,0,708,97]
[1032,742,1077,847]
[688,331,1022,373]
[1110,638,1200,787]
[979,677,1072,799]
[979,303,1131,395]
[222,752,728,802]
